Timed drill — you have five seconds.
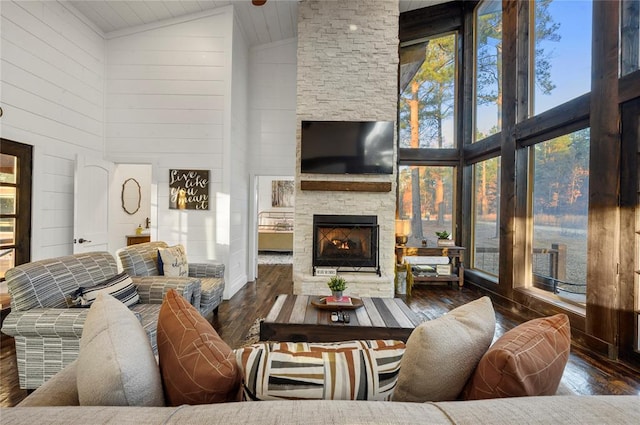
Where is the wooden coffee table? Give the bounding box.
[260,294,421,343]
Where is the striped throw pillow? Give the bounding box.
[78,272,139,307]
[235,340,405,401]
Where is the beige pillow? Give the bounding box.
[393,296,496,402]
[158,244,189,277]
[77,293,164,406]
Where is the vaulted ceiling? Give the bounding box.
[68,0,448,46]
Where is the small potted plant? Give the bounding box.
[435,230,453,246]
[327,276,347,300]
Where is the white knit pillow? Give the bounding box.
[393,296,496,402]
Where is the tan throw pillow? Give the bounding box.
[157,244,188,277]
[463,313,571,400]
[77,293,164,406]
[157,289,242,406]
[393,296,496,402]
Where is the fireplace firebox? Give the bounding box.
[312,215,380,276]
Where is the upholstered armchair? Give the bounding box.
[0,251,200,390]
[117,241,225,318]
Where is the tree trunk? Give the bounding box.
[409,80,424,241]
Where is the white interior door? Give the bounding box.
[73,155,114,254]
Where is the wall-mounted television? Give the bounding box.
[300,120,394,174]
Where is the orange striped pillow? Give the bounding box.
[235,340,405,401]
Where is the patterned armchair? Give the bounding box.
[0,251,199,390]
[117,241,225,318]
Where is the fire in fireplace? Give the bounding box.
[312,215,379,275]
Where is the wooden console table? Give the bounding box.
[126,235,150,246]
[395,245,466,293]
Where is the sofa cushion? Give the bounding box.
[157,289,242,405]
[157,245,188,277]
[393,296,496,402]
[235,339,405,401]
[75,272,139,307]
[77,292,164,406]
[463,313,571,400]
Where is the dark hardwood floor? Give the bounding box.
[1,263,639,407]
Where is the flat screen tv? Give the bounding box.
[300,120,394,174]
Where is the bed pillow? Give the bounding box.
[157,244,189,277]
[393,296,496,402]
[77,292,164,406]
[463,313,571,400]
[157,289,242,406]
[235,339,405,401]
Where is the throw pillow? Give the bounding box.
[393,296,496,402]
[157,289,242,406]
[77,292,164,406]
[74,272,139,307]
[235,339,406,401]
[157,245,188,277]
[462,313,571,400]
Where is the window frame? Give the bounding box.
[0,139,32,281]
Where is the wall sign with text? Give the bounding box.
[169,169,209,210]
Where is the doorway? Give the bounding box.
[252,175,294,280]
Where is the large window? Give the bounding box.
[475,0,503,140]
[531,129,590,304]
[532,0,592,115]
[472,157,501,276]
[398,166,454,244]
[399,33,457,149]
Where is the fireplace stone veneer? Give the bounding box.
[312,215,380,275]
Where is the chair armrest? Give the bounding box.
[189,262,225,279]
[1,309,88,338]
[131,276,201,307]
[18,360,79,406]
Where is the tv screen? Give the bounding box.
[300,121,394,174]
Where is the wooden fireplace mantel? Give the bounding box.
[300,180,392,192]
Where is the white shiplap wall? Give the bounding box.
[248,38,297,176]
[104,8,246,298]
[0,0,105,260]
[227,16,250,297]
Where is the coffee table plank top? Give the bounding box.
[290,295,309,323]
[383,298,415,328]
[260,294,420,343]
[265,295,287,322]
[354,304,372,326]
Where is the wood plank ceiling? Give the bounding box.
[68,0,449,46]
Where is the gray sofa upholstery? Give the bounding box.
[117,241,225,317]
[0,251,199,390]
[6,360,640,424]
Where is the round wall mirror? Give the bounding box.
[121,178,141,215]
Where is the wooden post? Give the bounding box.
[551,243,567,282]
[587,0,620,352]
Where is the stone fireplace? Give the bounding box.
[293,0,399,298]
[312,215,380,275]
